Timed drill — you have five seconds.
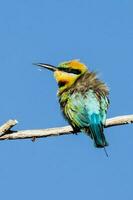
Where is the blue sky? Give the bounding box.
[0,0,133,199]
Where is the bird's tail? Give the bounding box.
[87,114,108,148]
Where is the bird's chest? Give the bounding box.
[58,91,75,122]
[59,92,70,114]
[58,94,78,131]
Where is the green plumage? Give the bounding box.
[58,71,109,148]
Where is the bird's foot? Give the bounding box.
[73,131,78,135]
[31,136,37,142]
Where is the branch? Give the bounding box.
[0,120,18,136]
[0,115,133,141]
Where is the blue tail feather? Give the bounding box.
[89,113,108,148]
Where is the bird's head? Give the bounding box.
[34,60,88,94]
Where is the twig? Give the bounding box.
[0,119,18,136]
[0,115,133,141]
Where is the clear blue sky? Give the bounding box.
[0,0,133,199]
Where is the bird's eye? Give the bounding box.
[59,67,81,75]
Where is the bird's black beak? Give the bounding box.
[33,63,57,72]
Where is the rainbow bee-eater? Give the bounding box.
[35,60,109,148]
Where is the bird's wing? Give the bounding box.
[65,90,109,147]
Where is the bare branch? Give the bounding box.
[0,115,133,141]
[105,115,133,127]
[0,119,18,136]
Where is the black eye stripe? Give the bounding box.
[58,67,81,75]
[69,69,81,74]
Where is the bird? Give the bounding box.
[34,60,109,149]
